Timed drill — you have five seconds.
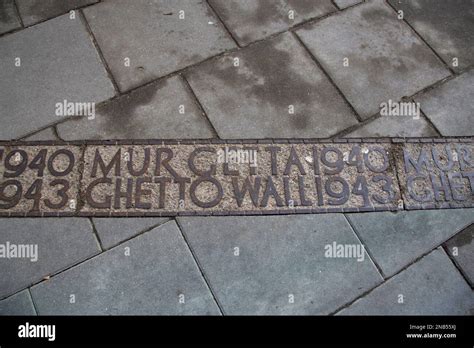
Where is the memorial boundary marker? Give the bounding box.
[0,138,472,217]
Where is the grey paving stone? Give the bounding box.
[0,0,21,34]
[296,0,450,119]
[57,76,215,140]
[338,248,474,315]
[83,0,236,92]
[0,290,36,315]
[208,0,336,46]
[445,224,474,287]
[16,0,98,26]
[23,127,57,141]
[347,209,474,277]
[415,71,474,136]
[178,215,382,315]
[93,217,169,249]
[0,14,115,140]
[334,0,362,10]
[30,221,220,315]
[0,218,100,299]
[186,32,358,138]
[388,0,474,71]
[344,115,438,138]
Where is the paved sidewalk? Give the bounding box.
[0,0,473,315]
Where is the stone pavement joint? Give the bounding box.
[0,0,22,35]
[29,221,221,315]
[177,214,383,314]
[0,13,115,140]
[0,289,36,315]
[296,0,451,119]
[444,223,474,288]
[78,9,121,97]
[347,210,474,277]
[388,0,474,72]
[16,0,98,27]
[0,218,100,299]
[175,218,226,315]
[337,248,474,315]
[92,217,170,250]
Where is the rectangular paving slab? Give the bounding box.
[0,218,99,299]
[0,0,21,34]
[56,76,215,140]
[30,221,220,315]
[185,32,358,138]
[178,214,383,314]
[0,290,36,315]
[388,0,474,71]
[338,248,474,315]
[208,0,336,46]
[16,0,98,26]
[83,0,236,92]
[415,71,474,137]
[347,209,474,277]
[444,224,474,287]
[0,14,115,140]
[296,0,450,119]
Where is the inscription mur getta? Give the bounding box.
[0,139,472,216]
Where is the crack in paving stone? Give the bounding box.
[0,138,472,217]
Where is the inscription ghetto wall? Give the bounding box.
[0,139,472,216]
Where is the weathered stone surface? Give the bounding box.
[416,71,474,136]
[395,142,474,210]
[0,14,115,140]
[338,248,474,315]
[296,0,450,119]
[208,0,336,46]
[178,215,382,314]
[347,209,474,277]
[79,142,401,215]
[0,145,82,215]
[344,116,438,138]
[83,0,236,92]
[30,221,220,315]
[186,32,358,138]
[0,290,36,315]
[0,0,21,34]
[0,218,99,298]
[16,0,98,26]
[445,224,474,287]
[57,76,215,140]
[388,0,474,71]
[93,217,169,249]
[334,0,362,9]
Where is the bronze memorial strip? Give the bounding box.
[0,138,472,217]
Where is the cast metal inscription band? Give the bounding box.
[0,138,472,217]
